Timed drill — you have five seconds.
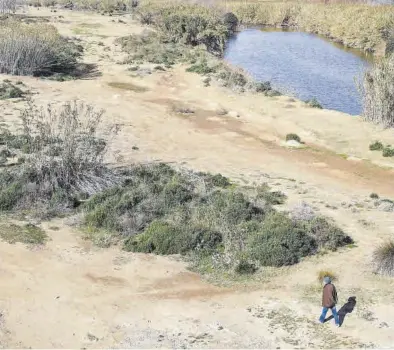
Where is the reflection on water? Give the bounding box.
[224,28,371,115]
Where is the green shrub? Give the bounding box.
[373,240,394,277]
[286,133,301,143]
[369,141,383,151]
[306,98,323,109]
[254,81,272,93]
[370,193,379,199]
[80,161,351,274]
[186,59,217,75]
[248,212,317,267]
[124,220,222,255]
[222,12,239,33]
[235,258,258,274]
[256,184,286,205]
[197,172,231,188]
[382,146,394,157]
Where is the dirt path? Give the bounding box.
[1,7,394,349]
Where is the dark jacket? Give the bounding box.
[322,283,338,308]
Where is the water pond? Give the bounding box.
[224,28,372,115]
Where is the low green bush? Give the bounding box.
[286,133,301,143]
[125,220,222,255]
[82,162,351,273]
[382,146,394,157]
[369,141,383,151]
[248,212,317,266]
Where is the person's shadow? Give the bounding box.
[325,296,357,326]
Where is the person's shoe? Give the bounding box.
[336,324,340,327]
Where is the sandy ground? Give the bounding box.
[1,7,394,349]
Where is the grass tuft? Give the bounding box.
[373,240,394,277]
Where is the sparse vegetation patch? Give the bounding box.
[81,163,352,274]
[0,223,47,245]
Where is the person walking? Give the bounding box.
[319,276,340,327]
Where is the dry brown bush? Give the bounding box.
[0,20,80,76]
[359,54,394,127]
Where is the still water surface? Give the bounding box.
[224,28,372,115]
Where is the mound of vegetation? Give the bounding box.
[373,240,394,277]
[0,101,119,218]
[82,162,352,273]
[360,54,394,128]
[0,20,82,76]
